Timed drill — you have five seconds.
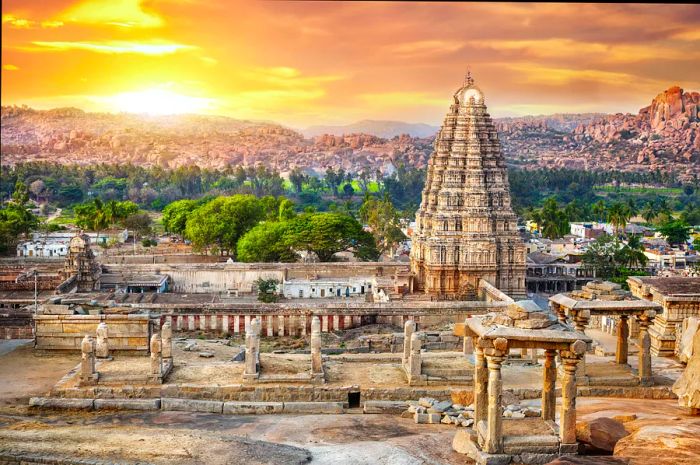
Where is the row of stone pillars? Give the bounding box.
[473,337,585,454]
[554,306,655,385]
[80,321,173,386]
[243,316,324,382]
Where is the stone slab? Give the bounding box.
[93,398,161,411]
[362,400,408,414]
[282,402,344,414]
[223,401,284,414]
[161,397,223,413]
[29,397,94,410]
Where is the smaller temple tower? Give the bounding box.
[63,233,101,292]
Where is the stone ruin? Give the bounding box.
[243,316,326,384]
[79,321,173,386]
[570,280,633,301]
[454,300,592,465]
[673,319,700,415]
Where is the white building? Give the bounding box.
[30,229,128,245]
[17,241,69,258]
[282,277,373,299]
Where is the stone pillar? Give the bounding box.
[95,322,109,359]
[560,340,586,447]
[161,320,173,362]
[573,309,590,380]
[474,341,488,426]
[463,335,473,355]
[484,344,506,455]
[245,319,260,377]
[408,332,422,381]
[616,315,629,365]
[150,334,162,377]
[403,320,415,366]
[542,349,557,421]
[311,316,323,375]
[80,335,97,385]
[251,317,261,358]
[638,311,655,386]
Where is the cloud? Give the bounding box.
[2,14,64,29]
[60,0,163,28]
[30,40,196,55]
[200,56,218,66]
[357,91,445,107]
[385,40,464,58]
[470,38,698,64]
[2,64,20,71]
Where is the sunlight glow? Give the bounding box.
[98,89,215,115]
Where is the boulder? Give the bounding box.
[545,457,629,465]
[672,326,700,412]
[576,417,629,454]
[678,317,699,364]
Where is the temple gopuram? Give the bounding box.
[410,73,526,299]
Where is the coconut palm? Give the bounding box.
[641,201,657,224]
[592,200,607,223]
[607,202,631,236]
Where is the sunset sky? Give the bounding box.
[2,1,700,127]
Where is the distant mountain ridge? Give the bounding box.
[2,86,697,179]
[303,119,439,138]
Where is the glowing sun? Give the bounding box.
[102,88,215,115]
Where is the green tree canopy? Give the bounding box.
[657,220,691,246]
[184,195,266,255]
[0,182,38,254]
[283,212,379,262]
[237,221,297,262]
[359,194,406,256]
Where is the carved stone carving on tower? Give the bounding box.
[62,233,102,292]
[410,74,526,299]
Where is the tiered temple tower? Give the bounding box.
[410,74,526,299]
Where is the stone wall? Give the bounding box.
[34,313,156,352]
[0,309,33,339]
[103,262,409,294]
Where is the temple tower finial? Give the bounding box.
[464,66,474,87]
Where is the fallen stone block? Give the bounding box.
[362,400,407,414]
[283,402,344,414]
[161,397,223,414]
[29,397,94,410]
[414,412,441,424]
[576,417,629,454]
[223,401,283,414]
[94,398,161,411]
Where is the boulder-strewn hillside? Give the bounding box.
[2,86,697,179]
[303,119,439,138]
[0,106,433,173]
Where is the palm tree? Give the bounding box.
[592,200,607,223]
[626,198,639,220]
[608,202,631,236]
[622,234,648,269]
[641,201,657,224]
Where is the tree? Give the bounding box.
[122,212,153,246]
[342,182,355,199]
[29,179,46,202]
[237,221,297,262]
[592,200,607,223]
[283,212,379,261]
[607,202,631,236]
[657,220,691,246]
[254,278,280,303]
[641,201,657,224]
[324,167,346,197]
[162,198,208,235]
[289,168,308,193]
[620,234,648,269]
[538,198,569,239]
[583,234,626,278]
[0,182,38,254]
[359,194,407,256]
[185,195,265,256]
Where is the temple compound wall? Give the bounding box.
[34,311,157,352]
[409,75,526,300]
[102,262,409,295]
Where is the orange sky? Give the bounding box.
[2,1,700,127]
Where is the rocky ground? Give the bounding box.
[1,340,698,465]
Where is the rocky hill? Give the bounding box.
[0,106,432,174]
[2,86,698,179]
[303,119,439,138]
